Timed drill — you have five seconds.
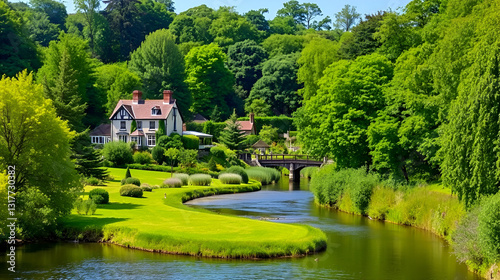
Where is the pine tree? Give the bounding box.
[72,132,108,180]
[219,110,246,150]
[210,105,222,122]
[43,49,87,132]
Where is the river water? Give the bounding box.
[2,178,479,279]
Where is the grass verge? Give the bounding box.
[62,168,327,258]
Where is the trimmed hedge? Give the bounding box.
[120,184,143,197]
[188,174,212,186]
[219,173,242,184]
[123,177,141,186]
[237,115,295,134]
[222,166,249,183]
[89,188,109,204]
[182,135,200,150]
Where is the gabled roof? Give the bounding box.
[237,120,254,131]
[193,113,208,123]
[110,100,175,120]
[90,124,111,136]
[252,139,270,148]
[130,130,145,136]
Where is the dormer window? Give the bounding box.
[151,106,161,116]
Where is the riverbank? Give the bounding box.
[309,166,500,279]
[61,168,327,259]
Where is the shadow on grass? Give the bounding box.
[100,202,144,210]
[62,216,129,228]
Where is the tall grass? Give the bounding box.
[188,174,212,186]
[246,167,281,185]
[162,178,182,188]
[301,167,319,179]
[218,173,242,184]
[173,173,189,185]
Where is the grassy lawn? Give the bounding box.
[62,168,326,258]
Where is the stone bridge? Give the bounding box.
[239,154,326,181]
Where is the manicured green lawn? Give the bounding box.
[62,167,326,258]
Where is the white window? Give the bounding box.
[151,107,161,115]
[106,137,111,143]
[147,135,156,146]
[91,136,105,144]
[119,135,127,142]
[149,121,155,130]
[131,136,142,146]
[91,136,97,144]
[137,121,142,130]
[120,121,126,130]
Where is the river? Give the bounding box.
[2,178,479,279]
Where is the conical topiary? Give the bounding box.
[125,166,132,178]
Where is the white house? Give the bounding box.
[91,90,183,147]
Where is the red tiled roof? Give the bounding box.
[110,100,174,120]
[238,120,254,131]
[90,124,111,136]
[130,130,145,136]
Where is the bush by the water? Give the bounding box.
[478,192,500,264]
[246,167,281,185]
[88,188,109,204]
[121,177,141,186]
[222,166,249,183]
[219,173,242,184]
[173,173,189,185]
[74,198,97,215]
[162,178,182,188]
[310,166,378,214]
[140,183,153,192]
[120,184,143,197]
[103,141,133,166]
[188,174,212,186]
[301,167,319,179]
[133,151,153,164]
[453,205,484,268]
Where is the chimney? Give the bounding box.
[250,112,255,124]
[132,90,142,104]
[163,90,173,104]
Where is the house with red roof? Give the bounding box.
[91,90,183,147]
[238,113,256,135]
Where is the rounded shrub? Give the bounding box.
[85,177,100,186]
[162,178,182,188]
[125,177,141,186]
[120,184,143,197]
[173,173,189,185]
[223,166,249,183]
[188,174,212,186]
[141,183,153,192]
[210,146,226,160]
[133,151,153,164]
[219,173,242,184]
[103,141,133,166]
[478,192,500,263]
[89,188,109,204]
[151,145,165,165]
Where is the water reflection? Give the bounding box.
[1,177,479,280]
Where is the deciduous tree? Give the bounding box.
[333,4,360,31]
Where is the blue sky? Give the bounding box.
[27,0,412,19]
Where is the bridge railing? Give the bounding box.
[256,154,323,162]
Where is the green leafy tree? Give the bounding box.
[103,141,133,166]
[261,34,305,57]
[295,54,393,168]
[302,3,322,29]
[95,63,142,115]
[277,0,306,25]
[129,29,190,117]
[248,53,302,116]
[137,0,174,38]
[259,125,279,145]
[227,40,268,99]
[209,6,260,49]
[269,15,299,35]
[0,1,41,77]
[157,0,175,12]
[219,110,246,150]
[178,149,198,168]
[244,98,271,117]
[104,0,142,60]
[0,71,80,238]
[312,16,331,31]
[74,0,100,54]
[42,48,87,132]
[25,10,60,47]
[245,9,270,33]
[333,4,360,31]
[185,43,234,118]
[30,0,67,28]
[297,37,339,100]
[210,105,222,122]
[164,147,180,175]
[169,5,215,44]
[338,12,385,60]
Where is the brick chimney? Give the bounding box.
[249,112,255,124]
[163,90,173,104]
[132,90,142,104]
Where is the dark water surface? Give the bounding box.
[2,178,479,279]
